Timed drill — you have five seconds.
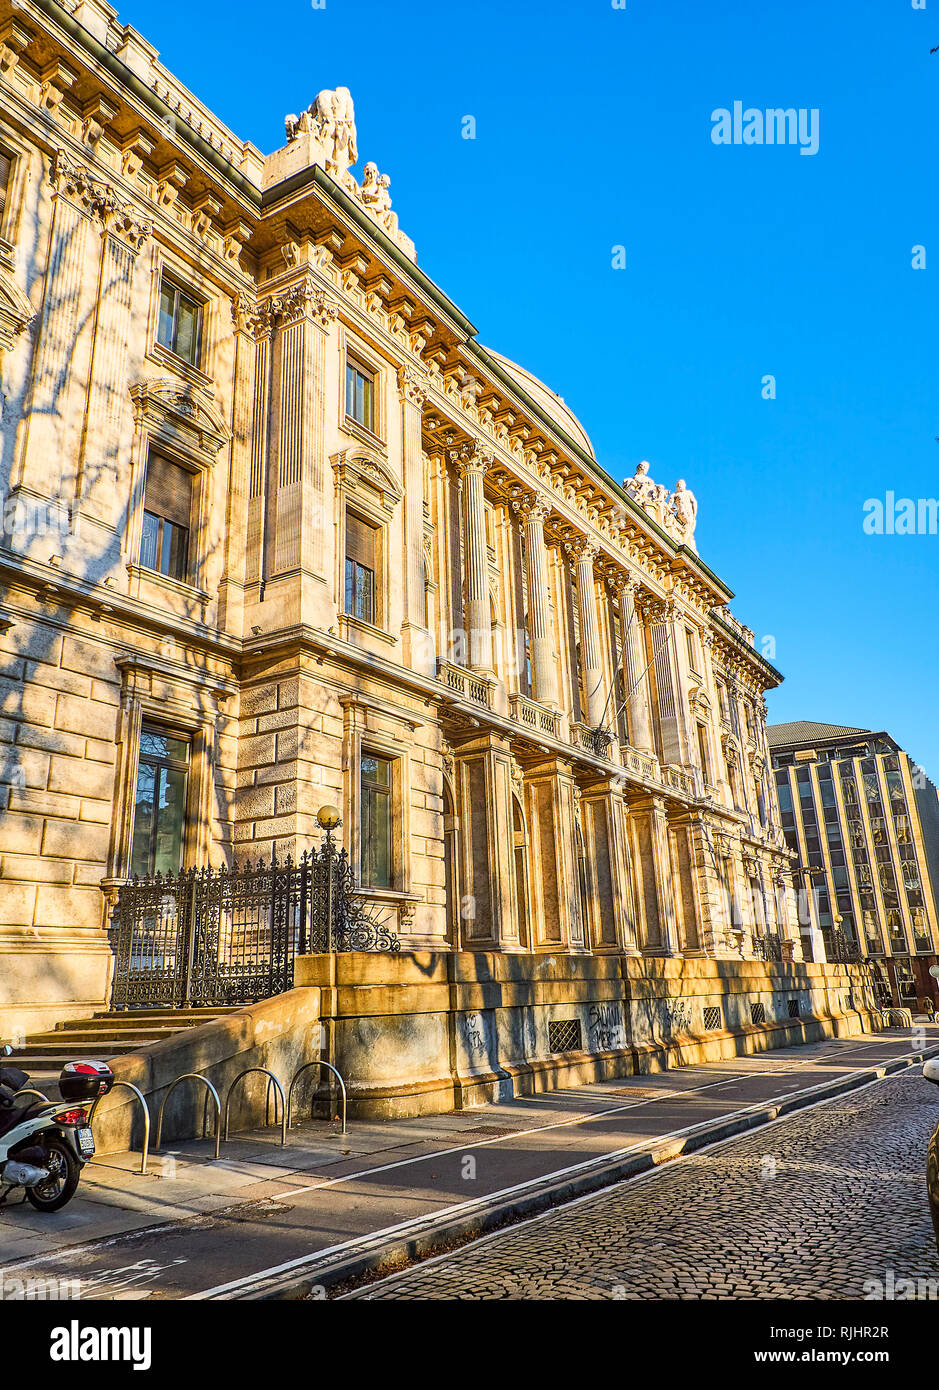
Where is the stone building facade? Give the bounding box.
[768,721,939,1009]
[0,0,801,1034]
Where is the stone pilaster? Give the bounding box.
[398,366,433,673]
[523,754,583,949]
[629,794,678,956]
[77,222,146,528]
[519,492,559,707]
[452,731,517,948]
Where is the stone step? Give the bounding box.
[28,1027,191,1044]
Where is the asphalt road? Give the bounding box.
[349,1069,939,1300]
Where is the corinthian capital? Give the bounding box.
[50,148,151,253]
[397,364,427,408]
[568,537,599,566]
[449,436,493,476]
[515,490,551,525]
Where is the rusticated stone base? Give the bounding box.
[294,951,883,1120]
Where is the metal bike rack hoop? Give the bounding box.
[224,1068,287,1146]
[287,1060,347,1135]
[155,1073,221,1160]
[88,1081,151,1177]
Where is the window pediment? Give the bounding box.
[0,241,33,354]
[331,446,401,513]
[130,378,231,463]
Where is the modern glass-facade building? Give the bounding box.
[768,722,939,1009]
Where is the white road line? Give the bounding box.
[269,1035,923,1201]
[189,1053,925,1300]
[338,1063,923,1299]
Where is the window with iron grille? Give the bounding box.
[750,1001,766,1026]
[703,1006,722,1031]
[548,1019,582,1053]
[788,998,801,1019]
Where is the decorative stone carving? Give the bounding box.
[130,378,231,462]
[397,364,427,409]
[357,161,396,234]
[286,86,357,176]
[0,241,33,355]
[449,436,493,476]
[671,478,698,550]
[50,150,151,252]
[253,278,338,335]
[625,459,699,552]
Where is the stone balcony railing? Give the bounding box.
[569,721,615,760]
[622,747,658,780]
[436,660,494,710]
[662,764,696,797]
[508,693,562,739]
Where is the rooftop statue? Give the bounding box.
[671,478,698,549]
[359,161,396,233]
[285,86,358,177]
[625,462,698,551]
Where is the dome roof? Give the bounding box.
[485,349,595,461]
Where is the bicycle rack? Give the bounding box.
[224,1069,287,1146]
[14,1088,50,1105]
[287,1060,347,1136]
[88,1082,151,1177]
[155,1074,221,1160]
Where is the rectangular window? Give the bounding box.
[131,726,190,877]
[139,454,193,583]
[157,275,203,367]
[345,358,375,431]
[344,512,378,624]
[361,753,393,889]
[696,724,710,782]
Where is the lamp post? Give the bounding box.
[317,805,341,954]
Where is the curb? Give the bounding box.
[192,1045,937,1301]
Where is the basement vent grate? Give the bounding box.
[548,1018,583,1053]
[750,1001,767,1026]
[788,998,801,1019]
[703,1006,722,1031]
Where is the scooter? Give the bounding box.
[0,1043,113,1212]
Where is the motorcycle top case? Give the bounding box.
[58,1060,114,1101]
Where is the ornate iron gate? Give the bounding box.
[108,844,399,1010]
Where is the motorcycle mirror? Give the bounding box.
[924,1058,939,1086]
[1,1044,12,1056]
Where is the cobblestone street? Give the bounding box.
[351,1071,939,1300]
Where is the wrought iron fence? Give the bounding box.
[109,841,399,1010]
[823,926,863,965]
[752,933,784,963]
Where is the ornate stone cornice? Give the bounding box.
[50,149,151,252]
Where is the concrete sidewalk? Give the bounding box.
[0,1028,936,1300]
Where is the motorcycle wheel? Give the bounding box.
[25,1137,80,1212]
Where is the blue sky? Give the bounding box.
[126,0,938,774]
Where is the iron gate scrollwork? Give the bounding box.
[108,843,399,1010]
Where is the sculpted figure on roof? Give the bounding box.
[285,87,358,177]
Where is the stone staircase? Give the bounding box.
[11,1009,242,1099]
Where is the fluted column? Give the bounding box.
[520,492,559,707]
[454,441,493,673]
[573,540,605,728]
[617,579,655,753]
